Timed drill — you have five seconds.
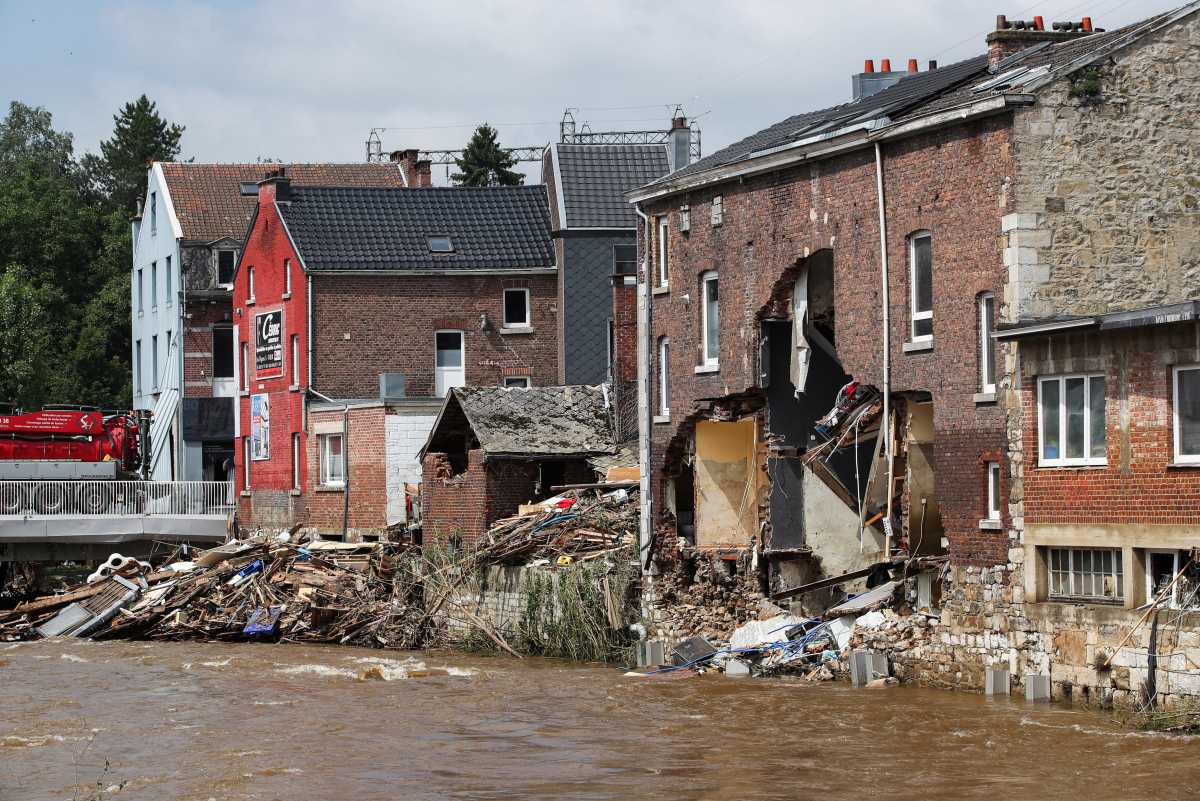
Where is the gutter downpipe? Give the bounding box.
[874,142,894,559]
[633,203,654,618]
[309,387,349,541]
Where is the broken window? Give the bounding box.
[503,288,530,328]
[1049,547,1122,602]
[1038,374,1105,466]
[657,216,669,287]
[979,292,996,393]
[657,336,670,417]
[909,231,933,340]
[701,271,719,367]
[217,250,237,285]
[319,433,345,487]
[1173,365,1200,464]
[1146,550,1200,609]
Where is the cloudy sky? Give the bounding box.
[0,0,1177,183]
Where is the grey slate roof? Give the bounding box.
[452,385,613,456]
[277,185,554,272]
[555,144,670,228]
[645,6,1189,191]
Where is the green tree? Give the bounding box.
[452,123,523,187]
[85,94,184,213]
[0,267,68,408]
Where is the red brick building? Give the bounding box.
[232,171,557,537]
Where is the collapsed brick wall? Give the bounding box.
[421,450,489,544]
[647,539,767,644]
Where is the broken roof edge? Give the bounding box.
[415,391,466,465]
[994,300,1200,340]
[626,93,1023,204]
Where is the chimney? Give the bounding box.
[257,167,291,204]
[390,149,433,187]
[852,58,912,100]
[987,13,1099,69]
[668,114,691,172]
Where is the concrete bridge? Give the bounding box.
[0,480,231,562]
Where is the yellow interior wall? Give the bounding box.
[694,418,758,547]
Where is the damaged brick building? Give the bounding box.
[629,5,1200,704]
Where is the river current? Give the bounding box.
[2,639,1198,800]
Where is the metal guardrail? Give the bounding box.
[0,481,233,518]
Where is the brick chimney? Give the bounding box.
[390,149,432,187]
[986,14,1099,69]
[257,167,291,203]
[668,114,691,172]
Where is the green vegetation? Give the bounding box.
[1069,66,1104,105]
[0,96,184,409]
[452,123,523,187]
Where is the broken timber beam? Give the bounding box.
[770,561,896,601]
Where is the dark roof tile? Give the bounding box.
[555,144,670,228]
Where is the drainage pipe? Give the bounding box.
[874,141,894,559]
[633,203,655,616]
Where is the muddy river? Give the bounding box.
[1,640,1198,800]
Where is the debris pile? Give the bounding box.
[472,488,638,564]
[650,541,763,642]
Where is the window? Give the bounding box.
[137,268,144,312]
[212,328,234,379]
[503,288,530,328]
[320,434,345,487]
[1038,374,1106,466]
[134,339,142,394]
[1048,547,1123,602]
[710,195,723,226]
[1145,550,1200,609]
[290,334,300,384]
[658,336,670,417]
[503,376,531,388]
[151,335,159,390]
[217,250,236,286]
[1173,366,1200,464]
[986,461,1001,520]
[165,256,172,305]
[657,216,669,287]
[292,433,301,491]
[243,437,251,490]
[428,237,453,253]
[150,262,157,309]
[284,258,292,295]
[613,244,637,275]
[909,231,933,340]
[150,191,156,235]
[979,292,995,393]
[240,342,249,391]
[701,271,719,367]
[435,330,465,397]
[247,266,255,300]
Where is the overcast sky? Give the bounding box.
[0,0,1178,184]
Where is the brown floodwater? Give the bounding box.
[2,639,1198,801]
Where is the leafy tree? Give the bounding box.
[85,94,184,213]
[0,267,68,408]
[0,101,75,178]
[452,123,523,187]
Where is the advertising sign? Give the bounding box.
[250,393,270,461]
[255,309,284,377]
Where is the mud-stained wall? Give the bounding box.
[693,419,759,547]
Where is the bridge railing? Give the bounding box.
[0,481,234,518]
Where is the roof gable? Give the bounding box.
[157,163,406,242]
[277,185,554,273]
[445,385,613,456]
[554,144,670,228]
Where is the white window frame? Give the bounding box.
[319,433,345,487]
[986,461,1001,520]
[503,376,531,388]
[979,292,995,393]
[165,256,172,306]
[1172,365,1200,464]
[502,288,530,328]
[292,432,301,491]
[657,216,669,287]
[1048,546,1123,603]
[658,336,670,417]
[134,339,142,394]
[1037,373,1106,467]
[290,334,300,385]
[247,266,255,302]
[434,329,465,397]
[150,191,156,235]
[1145,549,1183,607]
[151,335,159,390]
[240,342,249,391]
[243,437,251,490]
[284,258,292,296]
[137,268,143,313]
[150,261,157,310]
[701,271,719,367]
[909,230,933,341]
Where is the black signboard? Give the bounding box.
[255,310,284,376]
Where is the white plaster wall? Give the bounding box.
[385,410,438,525]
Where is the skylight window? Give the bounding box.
[428,236,454,253]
